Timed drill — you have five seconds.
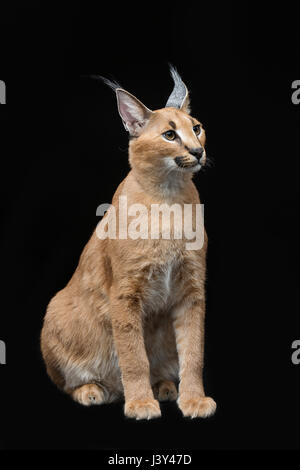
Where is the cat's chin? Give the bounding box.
[179,163,201,173]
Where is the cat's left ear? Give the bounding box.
[115,89,153,137]
[165,65,191,114]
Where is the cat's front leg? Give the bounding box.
[110,286,161,420]
[173,299,216,418]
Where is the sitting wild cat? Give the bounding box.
[41,66,216,420]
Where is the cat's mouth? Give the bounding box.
[174,156,201,172]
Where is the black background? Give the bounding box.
[1,0,300,451]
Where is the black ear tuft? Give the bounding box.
[90,75,123,91]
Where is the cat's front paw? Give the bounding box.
[178,394,216,418]
[125,398,161,420]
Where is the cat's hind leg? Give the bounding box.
[146,315,179,402]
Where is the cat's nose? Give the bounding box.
[189,147,204,160]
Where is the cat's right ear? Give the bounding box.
[97,76,153,137]
[115,89,153,137]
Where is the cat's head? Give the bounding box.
[100,66,206,175]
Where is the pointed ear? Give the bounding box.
[180,90,191,114]
[165,65,191,114]
[115,89,153,137]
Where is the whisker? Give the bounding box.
[203,154,215,169]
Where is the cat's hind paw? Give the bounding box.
[153,380,178,402]
[72,384,105,406]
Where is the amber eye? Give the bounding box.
[193,124,201,136]
[163,130,176,141]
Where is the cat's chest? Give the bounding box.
[143,258,182,314]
